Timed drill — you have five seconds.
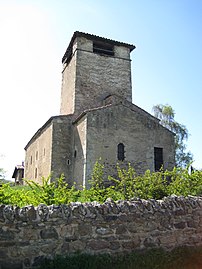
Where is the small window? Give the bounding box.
[30,156,32,165]
[43,148,46,156]
[118,143,125,161]
[36,151,38,160]
[35,168,37,178]
[93,41,114,56]
[74,150,77,158]
[154,147,163,171]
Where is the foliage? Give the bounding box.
[0,167,6,182]
[0,183,35,207]
[0,175,81,207]
[88,159,105,189]
[152,104,193,168]
[166,166,202,196]
[39,246,202,269]
[25,175,71,205]
[108,164,168,200]
[0,154,7,183]
[0,162,202,207]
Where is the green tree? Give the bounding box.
[0,168,5,181]
[153,104,193,168]
[0,155,10,184]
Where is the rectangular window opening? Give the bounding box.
[154,147,163,171]
[93,41,114,56]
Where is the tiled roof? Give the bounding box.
[73,104,113,123]
[62,31,136,63]
[73,99,159,124]
[73,101,174,135]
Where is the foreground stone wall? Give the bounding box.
[0,196,202,268]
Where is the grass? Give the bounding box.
[39,246,202,269]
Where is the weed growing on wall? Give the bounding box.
[0,163,202,207]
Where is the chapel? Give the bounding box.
[24,31,175,187]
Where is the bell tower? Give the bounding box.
[60,32,135,116]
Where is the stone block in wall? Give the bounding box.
[3,205,14,222]
[69,240,86,252]
[0,228,15,241]
[174,221,186,229]
[122,239,140,250]
[78,223,92,236]
[16,206,37,222]
[159,233,177,246]
[0,205,5,222]
[40,227,58,240]
[87,239,110,251]
[143,236,160,248]
[96,227,112,236]
[115,224,128,235]
[37,204,49,221]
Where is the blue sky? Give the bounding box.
[0,0,202,179]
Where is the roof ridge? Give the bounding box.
[62,31,135,63]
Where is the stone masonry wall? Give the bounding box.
[24,123,53,184]
[0,196,202,268]
[60,35,133,117]
[74,41,132,116]
[85,104,175,184]
[51,116,73,183]
[72,115,87,187]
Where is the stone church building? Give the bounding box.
[24,31,175,187]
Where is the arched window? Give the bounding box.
[117,143,125,161]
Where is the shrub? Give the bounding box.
[108,165,169,200]
[0,162,202,207]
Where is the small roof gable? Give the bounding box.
[62,31,136,64]
[12,165,24,178]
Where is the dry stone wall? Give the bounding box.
[0,196,202,268]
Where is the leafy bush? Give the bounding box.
[0,162,202,207]
[108,164,169,200]
[0,183,36,207]
[166,166,202,196]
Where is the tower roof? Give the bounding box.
[62,31,136,63]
